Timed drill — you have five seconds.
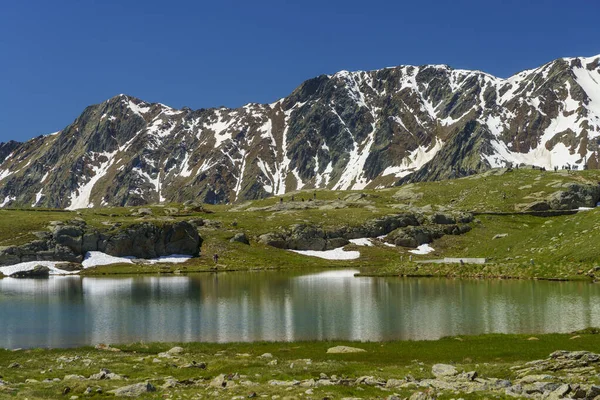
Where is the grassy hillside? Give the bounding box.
[1,168,600,279]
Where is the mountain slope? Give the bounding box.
[1,54,600,208]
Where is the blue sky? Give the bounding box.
[1,0,598,142]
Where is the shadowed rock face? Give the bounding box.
[1,55,600,208]
[0,221,202,266]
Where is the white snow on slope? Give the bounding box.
[32,189,43,207]
[82,251,192,268]
[0,253,193,276]
[126,99,151,117]
[290,248,360,260]
[0,169,13,182]
[133,167,163,202]
[383,138,444,178]
[0,196,15,208]
[0,261,80,276]
[82,252,134,268]
[205,111,235,147]
[409,244,435,255]
[67,151,117,210]
[349,238,373,246]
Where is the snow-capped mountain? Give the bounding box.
[1,54,599,208]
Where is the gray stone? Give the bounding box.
[432,363,458,377]
[166,346,184,355]
[110,382,156,397]
[546,383,571,400]
[587,385,600,399]
[409,391,430,400]
[54,262,82,272]
[230,232,250,245]
[430,213,456,224]
[63,375,86,381]
[327,346,366,354]
[10,265,50,278]
[210,374,227,388]
[385,378,404,388]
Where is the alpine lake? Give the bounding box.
[1,269,599,349]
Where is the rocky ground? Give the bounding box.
[1,334,600,399]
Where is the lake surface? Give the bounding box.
[0,270,599,348]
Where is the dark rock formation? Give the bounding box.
[0,220,202,266]
[10,265,50,278]
[258,212,473,250]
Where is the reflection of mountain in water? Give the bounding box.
[0,272,599,348]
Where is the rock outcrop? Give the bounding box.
[0,220,202,266]
[259,212,473,250]
[9,265,50,278]
[517,182,600,211]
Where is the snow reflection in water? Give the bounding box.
[0,271,599,348]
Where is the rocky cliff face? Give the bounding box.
[1,55,600,208]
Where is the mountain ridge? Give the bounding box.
[1,54,600,209]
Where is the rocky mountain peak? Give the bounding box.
[1,54,600,209]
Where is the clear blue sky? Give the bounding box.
[1,0,598,142]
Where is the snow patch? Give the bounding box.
[126,100,151,117]
[409,244,435,255]
[349,238,373,246]
[67,151,117,210]
[290,248,360,260]
[0,261,80,276]
[82,251,192,268]
[0,196,15,207]
[382,138,444,178]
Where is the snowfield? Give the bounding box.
[0,252,193,277]
[290,247,360,260]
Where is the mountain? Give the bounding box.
[1,55,600,209]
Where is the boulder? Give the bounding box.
[0,246,21,265]
[385,226,436,248]
[52,225,84,238]
[548,183,600,210]
[430,213,456,225]
[187,218,204,227]
[230,232,250,245]
[10,265,50,278]
[110,382,156,397]
[432,363,458,377]
[167,346,184,355]
[326,346,366,354]
[54,262,83,272]
[325,237,350,249]
[517,201,551,212]
[258,233,287,249]
[130,208,152,216]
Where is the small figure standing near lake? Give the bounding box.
[213,253,219,264]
